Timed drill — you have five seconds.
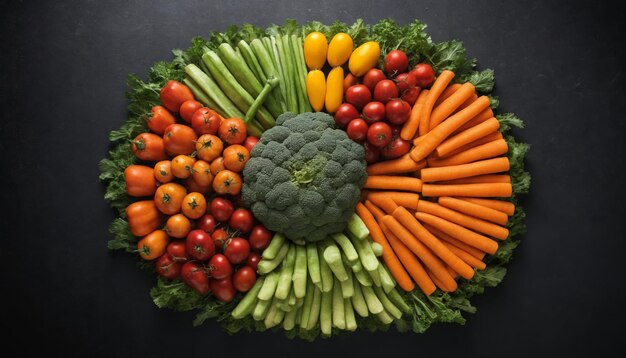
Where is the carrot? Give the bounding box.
[435,117,500,157]
[459,197,516,216]
[364,175,423,192]
[364,200,386,221]
[435,174,511,185]
[354,203,415,292]
[426,267,456,292]
[367,155,426,175]
[421,157,510,182]
[429,82,476,130]
[423,223,486,260]
[410,96,491,162]
[438,196,509,226]
[382,215,457,289]
[438,131,503,159]
[368,195,398,215]
[452,93,478,115]
[441,241,486,270]
[417,200,509,239]
[452,107,494,136]
[428,139,509,167]
[422,182,512,198]
[401,89,429,140]
[434,84,462,107]
[446,265,460,279]
[367,191,420,210]
[392,206,474,279]
[418,70,455,136]
[379,221,434,294]
[415,212,498,254]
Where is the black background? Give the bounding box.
[2,0,625,356]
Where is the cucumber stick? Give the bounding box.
[318,243,334,292]
[347,214,370,240]
[351,281,369,317]
[320,290,332,335]
[252,297,272,321]
[306,285,322,330]
[292,245,308,298]
[262,233,286,260]
[323,243,349,281]
[275,245,296,300]
[182,77,223,115]
[231,276,265,319]
[257,271,280,301]
[332,277,346,329]
[184,64,243,118]
[299,279,315,329]
[373,285,402,319]
[331,233,359,263]
[257,242,289,274]
[237,40,267,83]
[344,298,357,331]
[306,243,322,286]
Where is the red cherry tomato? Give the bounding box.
[345,84,372,110]
[191,107,221,135]
[411,63,435,88]
[196,214,217,234]
[243,136,259,153]
[208,254,233,279]
[211,228,229,252]
[160,80,194,113]
[343,73,361,93]
[224,238,250,265]
[381,135,411,159]
[166,241,189,262]
[246,252,262,271]
[362,101,386,125]
[334,103,360,128]
[367,122,392,147]
[163,124,198,156]
[179,100,202,123]
[363,142,381,164]
[233,266,257,292]
[181,262,210,295]
[383,50,409,75]
[248,225,272,251]
[186,229,215,261]
[147,106,176,135]
[346,118,369,142]
[229,208,254,233]
[373,80,399,104]
[155,254,181,280]
[385,99,412,125]
[209,197,234,222]
[401,86,421,106]
[363,68,386,92]
[395,72,417,93]
[210,277,236,302]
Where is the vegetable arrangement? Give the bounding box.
[100,19,530,340]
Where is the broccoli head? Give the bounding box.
[242,112,367,243]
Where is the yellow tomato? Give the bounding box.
[327,33,353,67]
[349,41,381,77]
[304,32,328,70]
[325,67,344,114]
[306,70,326,112]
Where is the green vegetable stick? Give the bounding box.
[261,233,286,259]
[263,297,280,328]
[318,244,334,292]
[292,245,308,298]
[306,285,322,330]
[369,267,382,287]
[283,307,298,330]
[306,243,322,286]
[371,242,384,257]
[293,35,312,112]
[323,243,349,281]
[299,279,315,329]
[332,277,346,330]
[276,36,296,112]
[250,38,286,108]
[277,297,294,312]
[275,245,296,300]
[376,310,394,325]
[252,297,272,321]
[237,40,267,82]
[361,285,384,314]
[257,271,280,301]
[378,264,396,293]
[231,276,265,319]
[294,306,302,326]
[184,64,244,119]
[286,34,306,113]
[347,213,370,240]
[340,269,354,299]
[257,242,289,274]
[349,258,363,273]
[387,287,412,314]
[182,77,223,115]
[288,285,297,306]
[320,289,333,335]
[351,234,379,272]
[373,285,402,319]
[344,298,357,331]
[270,37,292,112]
[351,281,369,317]
[331,233,359,263]
[258,37,287,109]
[295,296,304,308]
[353,262,373,287]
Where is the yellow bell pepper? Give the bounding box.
[348,41,381,77]
[327,33,353,67]
[325,67,344,114]
[306,70,326,112]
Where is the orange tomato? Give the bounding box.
[124,165,157,197]
[154,183,187,215]
[137,230,170,260]
[185,177,212,195]
[196,134,223,162]
[213,170,242,195]
[218,118,247,144]
[171,155,196,179]
[146,105,176,135]
[192,160,213,187]
[181,192,207,219]
[223,144,250,172]
[126,200,162,237]
[153,160,173,183]
[165,214,192,239]
[179,100,202,123]
[132,133,168,161]
[163,124,197,156]
[210,157,225,175]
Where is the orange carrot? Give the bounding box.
[364,175,423,192]
[415,212,498,254]
[392,206,474,279]
[459,197,516,216]
[367,191,420,210]
[382,215,457,289]
[452,107,494,135]
[435,174,511,185]
[418,70,455,136]
[434,84,462,107]
[446,265,460,279]
[428,139,509,167]
[367,155,426,175]
[354,203,415,292]
[429,82,476,130]
[424,223,486,260]
[435,117,500,157]
[364,200,386,221]
[452,93,478,115]
[441,241,486,270]
[379,221,434,294]
[427,267,456,292]
[438,196,509,225]
[422,182,512,198]
[410,96,491,162]
[438,131,503,158]
[401,89,429,140]
[421,157,510,182]
[368,195,398,215]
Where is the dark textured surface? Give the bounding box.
[1,0,625,356]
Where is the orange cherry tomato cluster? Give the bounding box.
[124,80,270,301]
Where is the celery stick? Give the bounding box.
[332,277,346,330]
[252,298,271,321]
[263,297,280,328]
[307,285,322,330]
[331,233,359,263]
[257,271,280,301]
[340,269,355,299]
[369,267,382,287]
[283,307,298,330]
[275,245,296,300]
[361,285,384,314]
[373,285,402,319]
[378,264,396,293]
[371,242,384,257]
[231,276,265,319]
[388,287,412,314]
[347,214,370,240]
[293,35,312,112]
[306,243,322,286]
[353,262,373,287]
[292,245,308,298]
[352,234,379,271]
[257,242,289,274]
[184,64,243,119]
[323,243,349,281]
[320,290,333,335]
[299,279,314,329]
[262,233,286,259]
[344,298,357,331]
[318,243,334,292]
[376,310,394,324]
[351,282,369,317]
[182,77,223,114]
[237,40,267,82]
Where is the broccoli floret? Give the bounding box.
[242,112,368,243]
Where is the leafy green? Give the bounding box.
[459,69,495,93]
[151,278,209,311]
[107,218,134,251]
[498,113,525,133]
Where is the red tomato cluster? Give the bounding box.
[334,52,435,164]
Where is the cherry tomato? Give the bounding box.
[124,165,157,197]
[184,177,212,195]
[395,72,417,93]
[179,100,202,123]
[195,134,223,162]
[346,118,369,142]
[411,63,435,88]
[186,229,215,261]
[248,225,272,251]
[246,252,262,271]
[181,192,207,220]
[334,103,360,128]
[155,254,181,280]
[229,208,254,233]
[362,101,386,125]
[126,200,162,237]
[181,262,210,295]
[363,141,381,164]
[132,133,168,162]
[154,183,187,215]
[218,118,247,145]
[385,99,412,125]
[243,136,259,153]
[211,228,229,252]
[343,73,360,93]
[160,80,194,113]
[381,135,411,159]
[213,170,242,195]
[153,160,173,184]
[208,254,233,279]
[165,213,192,239]
[210,197,234,221]
[191,107,222,135]
[367,122,392,147]
[166,241,189,262]
[163,124,198,156]
[345,84,372,110]
[137,230,170,260]
[171,155,196,179]
[383,50,409,75]
[401,86,421,106]
[147,105,176,135]
[373,80,399,104]
[223,145,250,173]
[363,68,386,92]
[192,160,213,187]
[210,157,225,175]
[233,266,256,292]
[224,238,250,265]
[210,277,236,302]
[197,214,217,234]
